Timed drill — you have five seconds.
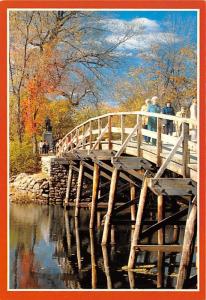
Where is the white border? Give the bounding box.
[7,8,200,292]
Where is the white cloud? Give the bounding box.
[101,17,159,34]
[101,17,180,56]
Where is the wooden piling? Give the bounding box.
[102,168,119,245]
[130,183,136,229]
[90,229,97,289]
[128,178,148,269]
[89,163,100,229]
[97,211,101,228]
[157,195,165,288]
[110,225,116,245]
[157,195,165,245]
[64,164,73,206]
[75,162,84,217]
[176,200,197,289]
[75,217,82,270]
[102,245,112,289]
[64,210,71,253]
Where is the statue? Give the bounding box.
[45,116,52,132]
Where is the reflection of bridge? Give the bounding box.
[56,111,197,289]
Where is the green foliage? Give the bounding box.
[10,137,40,176]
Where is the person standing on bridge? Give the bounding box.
[175,106,187,136]
[147,96,161,145]
[141,98,151,143]
[162,101,175,135]
[190,99,197,142]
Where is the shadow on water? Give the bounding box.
[9,203,197,289]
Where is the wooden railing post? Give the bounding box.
[136,114,142,157]
[157,118,162,167]
[182,122,190,178]
[71,132,73,151]
[76,128,79,145]
[89,121,92,149]
[83,125,86,149]
[98,118,102,150]
[121,114,125,144]
[108,115,112,150]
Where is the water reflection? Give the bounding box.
[10,203,196,289]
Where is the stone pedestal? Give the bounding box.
[43,131,53,150]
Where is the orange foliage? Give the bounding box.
[22,77,50,136]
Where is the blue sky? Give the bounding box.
[90,10,198,104]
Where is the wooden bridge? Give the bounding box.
[57,111,198,289]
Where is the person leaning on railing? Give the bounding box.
[141,98,151,143]
[161,101,175,136]
[147,96,161,146]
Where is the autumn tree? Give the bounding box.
[115,16,197,111]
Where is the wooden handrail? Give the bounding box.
[58,111,197,151]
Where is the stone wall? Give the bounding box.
[10,173,50,204]
[10,156,93,205]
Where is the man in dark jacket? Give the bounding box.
[162,101,175,135]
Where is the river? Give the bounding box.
[9,203,196,289]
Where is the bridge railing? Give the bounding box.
[57,111,197,178]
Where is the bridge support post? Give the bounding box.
[89,163,100,229]
[101,168,119,245]
[157,195,165,288]
[130,183,136,229]
[176,199,197,289]
[64,164,73,206]
[75,161,84,217]
[128,178,148,269]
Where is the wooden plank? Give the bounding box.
[134,245,183,252]
[110,219,186,225]
[148,178,197,196]
[89,149,115,160]
[93,160,139,186]
[112,157,152,171]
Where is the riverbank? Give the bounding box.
[10,173,50,204]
